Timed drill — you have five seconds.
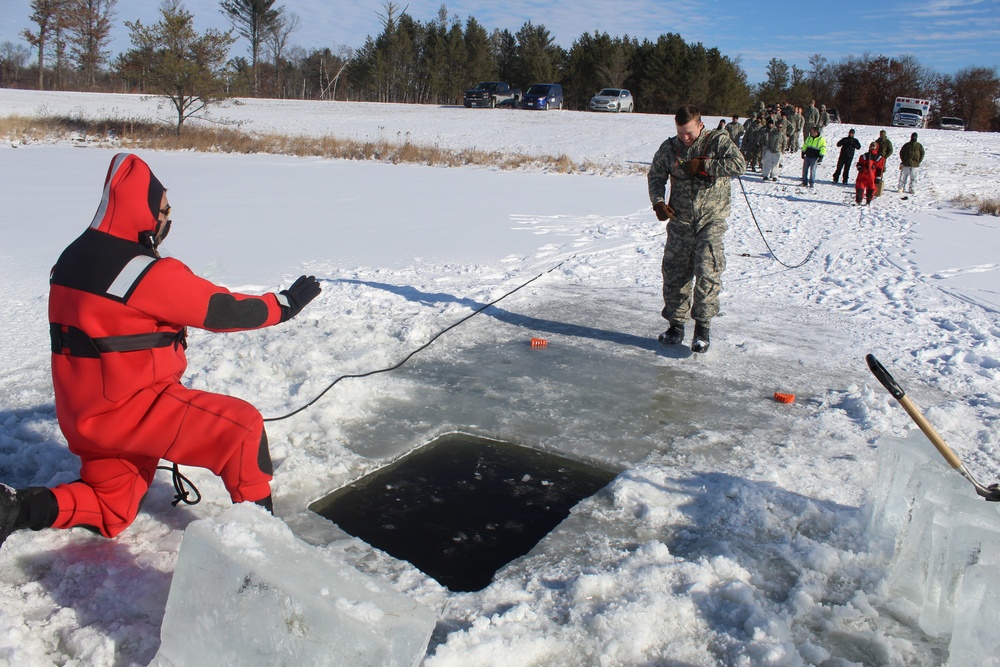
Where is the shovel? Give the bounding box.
[866,354,1000,502]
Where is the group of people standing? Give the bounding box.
[727,101,926,205]
[645,102,929,359]
[834,129,925,205]
[728,100,832,183]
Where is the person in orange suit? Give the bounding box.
[1,153,321,548]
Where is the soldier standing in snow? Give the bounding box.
[803,100,820,142]
[725,115,744,148]
[648,104,747,353]
[1,153,321,550]
[818,105,831,134]
[742,115,764,172]
[875,130,893,197]
[833,129,862,184]
[898,132,924,194]
[792,106,805,147]
[760,118,786,181]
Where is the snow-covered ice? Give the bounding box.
[1,89,1000,665]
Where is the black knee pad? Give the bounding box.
[257,431,273,476]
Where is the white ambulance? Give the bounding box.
[891,96,932,128]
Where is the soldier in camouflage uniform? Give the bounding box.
[803,100,820,142]
[789,107,806,153]
[818,105,831,135]
[760,117,786,181]
[742,115,764,172]
[725,115,744,148]
[774,115,795,156]
[647,105,747,353]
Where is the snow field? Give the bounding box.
[1,88,999,665]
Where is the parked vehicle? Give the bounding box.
[463,82,521,109]
[520,84,563,110]
[891,96,932,128]
[589,88,635,113]
[939,116,966,131]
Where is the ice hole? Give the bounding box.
[310,432,617,592]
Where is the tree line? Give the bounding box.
[3,0,998,131]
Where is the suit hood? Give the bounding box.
[89,153,166,243]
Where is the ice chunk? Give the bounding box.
[865,430,939,554]
[150,504,436,667]
[948,564,1000,667]
[866,431,1000,650]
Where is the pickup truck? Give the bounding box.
[463,82,521,108]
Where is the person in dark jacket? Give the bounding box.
[1,153,321,550]
[898,132,925,194]
[875,130,893,196]
[833,129,862,184]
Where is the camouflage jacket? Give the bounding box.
[804,106,820,128]
[762,126,786,153]
[648,128,747,224]
[742,122,762,150]
[780,117,795,138]
[725,121,745,143]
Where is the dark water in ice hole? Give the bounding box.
[310,432,616,592]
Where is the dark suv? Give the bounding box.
[520,84,564,110]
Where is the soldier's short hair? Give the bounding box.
[675,105,701,125]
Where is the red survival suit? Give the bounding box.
[49,154,288,537]
[855,150,885,205]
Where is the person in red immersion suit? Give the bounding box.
[855,141,885,205]
[0,153,321,549]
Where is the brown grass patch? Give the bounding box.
[1,114,640,176]
[951,193,1000,216]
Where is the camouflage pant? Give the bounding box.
[661,216,727,325]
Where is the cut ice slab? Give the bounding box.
[150,504,436,667]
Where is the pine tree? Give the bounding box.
[123,0,236,133]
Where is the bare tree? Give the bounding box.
[320,46,354,100]
[264,10,299,96]
[21,0,66,89]
[0,41,32,85]
[219,0,282,96]
[62,0,116,88]
[597,43,631,89]
[951,66,1000,131]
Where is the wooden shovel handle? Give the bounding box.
[866,354,963,469]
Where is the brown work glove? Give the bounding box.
[685,156,707,177]
[653,201,674,221]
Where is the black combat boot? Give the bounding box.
[658,322,685,346]
[691,323,711,353]
[1,484,58,549]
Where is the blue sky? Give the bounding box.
[2,0,998,83]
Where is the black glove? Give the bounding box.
[278,275,321,322]
[818,157,823,163]
[653,201,674,221]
